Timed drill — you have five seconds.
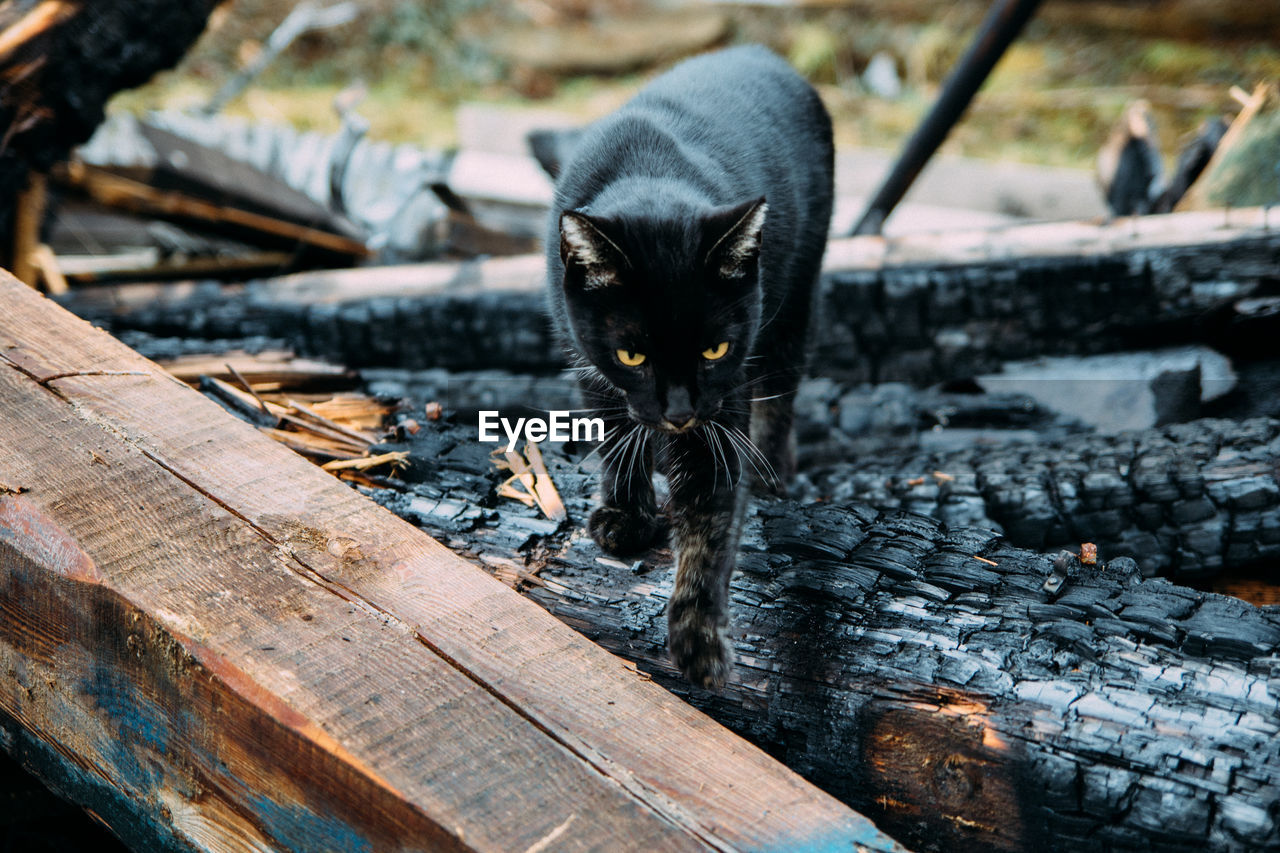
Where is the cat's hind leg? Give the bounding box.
[588,413,664,555]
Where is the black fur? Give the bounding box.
[545,45,834,688]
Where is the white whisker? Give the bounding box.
[717,422,778,489]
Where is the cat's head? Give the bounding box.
[557,197,767,432]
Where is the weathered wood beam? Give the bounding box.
[373,420,1280,853]
[0,271,902,852]
[59,250,298,285]
[59,207,1280,381]
[157,349,359,392]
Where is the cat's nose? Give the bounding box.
[663,387,696,430]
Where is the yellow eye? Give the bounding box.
[702,341,730,361]
[616,349,646,366]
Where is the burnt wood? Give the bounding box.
[369,418,1280,853]
[300,364,1279,586]
[58,208,1280,381]
[0,0,224,252]
[46,124,369,267]
[0,270,902,853]
[51,162,370,264]
[796,416,1280,583]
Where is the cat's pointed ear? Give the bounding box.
[704,197,767,281]
[560,210,628,289]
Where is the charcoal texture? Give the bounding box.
[797,417,1280,582]
[356,368,1278,584]
[362,419,1280,853]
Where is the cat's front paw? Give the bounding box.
[589,505,663,555]
[667,610,732,690]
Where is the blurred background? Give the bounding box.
[24,0,1266,271]
[118,0,1276,163]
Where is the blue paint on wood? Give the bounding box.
[242,790,374,853]
[0,710,201,853]
[80,664,172,791]
[752,819,908,853]
[78,663,376,852]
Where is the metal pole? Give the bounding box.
[200,1,359,116]
[849,0,1045,236]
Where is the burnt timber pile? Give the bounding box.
[0,271,904,852]
[56,208,1280,382]
[344,367,1277,586]
[4,9,1280,851]
[370,418,1280,853]
[41,205,1280,851]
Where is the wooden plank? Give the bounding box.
[126,120,364,242]
[157,350,357,392]
[53,162,369,260]
[59,250,298,285]
[0,271,902,851]
[0,0,77,60]
[28,243,67,294]
[11,171,45,287]
[0,321,696,852]
[1177,83,1280,211]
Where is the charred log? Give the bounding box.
[323,364,1279,585]
[359,419,1280,853]
[58,210,1280,381]
[796,416,1280,582]
[353,368,1088,441]
[0,0,224,251]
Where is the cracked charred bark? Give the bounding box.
[797,417,1280,582]
[351,365,1277,585]
[365,421,1280,853]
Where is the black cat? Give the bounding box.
[545,45,834,687]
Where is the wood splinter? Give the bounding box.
[492,441,567,521]
[320,451,408,473]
